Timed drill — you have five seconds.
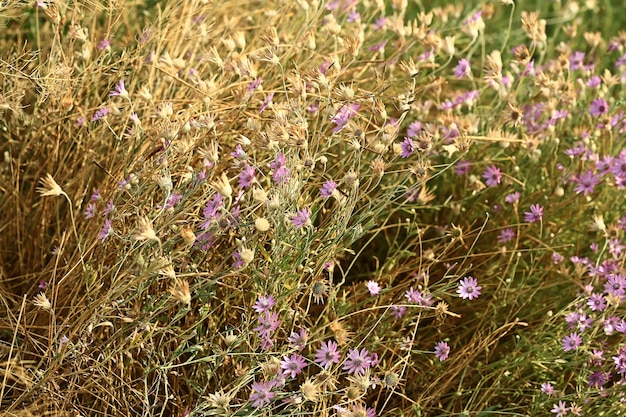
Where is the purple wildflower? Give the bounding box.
[505,191,521,204]
[84,202,96,219]
[314,340,340,370]
[331,103,359,133]
[405,287,423,303]
[454,58,471,79]
[346,404,376,417]
[201,194,223,228]
[249,381,275,408]
[589,97,608,117]
[320,179,338,198]
[569,51,585,69]
[587,75,601,87]
[117,176,131,190]
[588,371,609,389]
[541,382,554,395]
[368,40,387,53]
[565,312,581,329]
[96,38,110,51]
[238,164,255,188]
[407,121,422,137]
[587,293,606,311]
[109,80,128,98]
[577,313,594,332]
[253,295,276,313]
[552,252,564,264]
[605,273,626,296]
[260,92,274,112]
[482,165,502,187]
[91,107,109,122]
[101,199,114,217]
[551,401,568,417]
[391,305,407,318]
[434,341,450,361]
[457,276,482,300]
[613,348,626,374]
[140,30,152,43]
[590,349,605,365]
[98,218,112,242]
[280,353,307,378]
[247,77,262,92]
[524,204,544,223]
[231,250,244,270]
[195,230,215,251]
[343,348,372,375]
[231,144,247,159]
[287,328,308,351]
[400,137,415,158]
[498,228,516,244]
[270,153,290,184]
[254,311,281,339]
[454,159,471,175]
[159,193,182,210]
[573,171,600,195]
[347,10,360,22]
[292,208,311,228]
[366,280,381,295]
[561,332,582,352]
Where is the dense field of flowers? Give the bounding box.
[2,0,626,415]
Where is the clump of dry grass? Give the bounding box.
[2,0,626,415]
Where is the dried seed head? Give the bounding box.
[233,31,246,49]
[260,27,280,47]
[435,301,460,321]
[200,141,220,164]
[589,214,607,236]
[38,173,65,197]
[156,174,173,192]
[33,292,52,311]
[169,280,191,305]
[311,279,329,304]
[299,378,321,403]
[261,357,281,377]
[371,157,386,177]
[158,258,176,279]
[336,84,355,100]
[329,319,351,346]
[240,244,255,262]
[411,160,431,181]
[137,86,153,101]
[222,331,238,347]
[211,173,233,198]
[343,170,359,189]
[207,390,232,411]
[345,384,363,400]
[504,102,523,127]
[348,370,373,392]
[442,35,456,56]
[383,372,400,388]
[252,188,268,204]
[267,194,281,210]
[180,226,196,247]
[157,102,173,119]
[255,217,271,232]
[415,132,433,153]
[133,217,160,242]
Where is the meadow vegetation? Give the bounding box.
[1,0,626,415]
